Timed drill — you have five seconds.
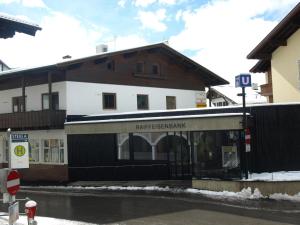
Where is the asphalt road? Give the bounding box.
[1,190,300,225]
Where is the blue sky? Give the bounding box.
[0,0,299,86]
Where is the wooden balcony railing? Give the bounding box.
[260,83,273,97]
[0,110,66,131]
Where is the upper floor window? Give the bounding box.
[42,93,59,110]
[152,63,160,75]
[166,96,176,110]
[107,60,115,71]
[136,62,144,74]
[103,93,116,109]
[12,96,26,112]
[137,94,149,110]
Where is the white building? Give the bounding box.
[0,43,228,182]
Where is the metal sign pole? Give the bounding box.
[242,87,249,179]
[7,128,11,169]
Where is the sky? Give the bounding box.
[0,0,299,86]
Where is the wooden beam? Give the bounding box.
[21,75,26,112]
[48,71,52,111]
[270,39,287,47]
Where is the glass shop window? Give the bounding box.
[132,134,152,160]
[29,139,39,162]
[117,133,130,160]
[42,139,64,163]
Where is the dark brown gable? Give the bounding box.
[65,50,206,91]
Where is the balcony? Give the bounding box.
[0,110,66,131]
[260,83,273,97]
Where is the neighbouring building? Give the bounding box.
[0,43,228,182]
[0,60,10,71]
[207,86,266,107]
[0,13,41,38]
[247,3,300,103]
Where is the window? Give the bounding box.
[42,139,64,163]
[12,96,26,112]
[152,64,160,75]
[137,94,149,110]
[29,139,39,162]
[132,134,152,160]
[166,96,176,110]
[42,93,59,110]
[136,62,144,74]
[107,60,115,71]
[103,93,116,109]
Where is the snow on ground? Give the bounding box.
[23,185,300,202]
[246,171,300,181]
[0,215,97,225]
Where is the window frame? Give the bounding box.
[166,96,176,110]
[42,92,59,110]
[151,63,160,75]
[102,92,117,110]
[137,94,149,110]
[135,61,145,74]
[12,96,26,112]
[42,139,64,164]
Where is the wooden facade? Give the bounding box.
[0,110,66,131]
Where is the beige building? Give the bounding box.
[247,3,300,103]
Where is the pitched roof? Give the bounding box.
[0,13,41,38]
[247,3,300,73]
[247,3,300,60]
[0,43,229,86]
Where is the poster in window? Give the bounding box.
[222,146,238,168]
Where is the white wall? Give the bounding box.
[66,81,203,115]
[0,82,66,113]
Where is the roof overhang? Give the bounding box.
[249,60,271,73]
[0,14,41,39]
[247,3,300,60]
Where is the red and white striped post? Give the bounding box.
[245,128,251,153]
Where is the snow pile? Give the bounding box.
[24,185,266,200]
[185,187,263,200]
[246,171,300,181]
[269,192,300,202]
[0,216,97,225]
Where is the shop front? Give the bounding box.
[65,113,244,181]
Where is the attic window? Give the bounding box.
[107,60,115,71]
[136,62,144,74]
[152,63,160,75]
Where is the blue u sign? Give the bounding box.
[235,74,251,88]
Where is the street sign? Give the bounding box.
[235,74,251,88]
[195,91,207,108]
[10,133,29,169]
[8,201,19,225]
[7,170,20,196]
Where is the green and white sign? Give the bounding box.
[10,134,29,169]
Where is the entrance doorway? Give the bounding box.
[157,132,192,179]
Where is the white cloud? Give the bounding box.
[117,0,126,8]
[0,0,47,8]
[137,9,167,32]
[133,0,178,7]
[110,34,148,51]
[158,0,177,5]
[169,0,299,85]
[134,0,156,7]
[0,12,106,68]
